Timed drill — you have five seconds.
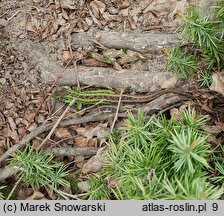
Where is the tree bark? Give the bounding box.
[72,30,181,52]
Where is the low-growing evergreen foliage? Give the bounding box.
[87,109,224,200]
[165,0,224,87]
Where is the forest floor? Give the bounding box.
[0,0,224,200]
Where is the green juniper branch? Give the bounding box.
[182,8,224,69]
[86,108,223,200]
[166,1,224,83]
[9,145,69,192]
[0,186,5,200]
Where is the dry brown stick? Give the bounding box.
[142,0,154,13]
[49,147,98,157]
[45,102,65,124]
[110,89,123,132]
[7,10,23,21]
[42,108,65,125]
[37,98,76,150]
[55,190,69,200]
[6,174,24,200]
[55,189,86,200]
[91,39,107,50]
[0,113,126,166]
[17,60,72,143]
[0,10,9,18]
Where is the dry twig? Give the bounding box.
[110,89,123,132]
[142,0,155,13]
[49,147,98,157]
[55,189,87,200]
[37,97,76,150]
[6,174,24,200]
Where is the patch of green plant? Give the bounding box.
[122,47,129,54]
[83,52,92,58]
[211,145,224,183]
[165,46,200,79]
[214,0,224,20]
[0,186,5,200]
[180,107,209,129]
[166,1,224,83]
[162,175,223,200]
[111,174,164,200]
[86,176,111,200]
[109,130,122,144]
[67,174,79,194]
[182,7,224,69]
[198,71,212,88]
[86,108,223,200]
[168,128,210,174]
[9,145,70,192]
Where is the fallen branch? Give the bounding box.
[49,147,98,157]
[46,66,178,92]
[0,91,191,166]
[0,147,98,182]
[0,113,126,166]
[55,189,86,200]
[143,93,189,114]
[72,31,181,52]
[14,40,178,92]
